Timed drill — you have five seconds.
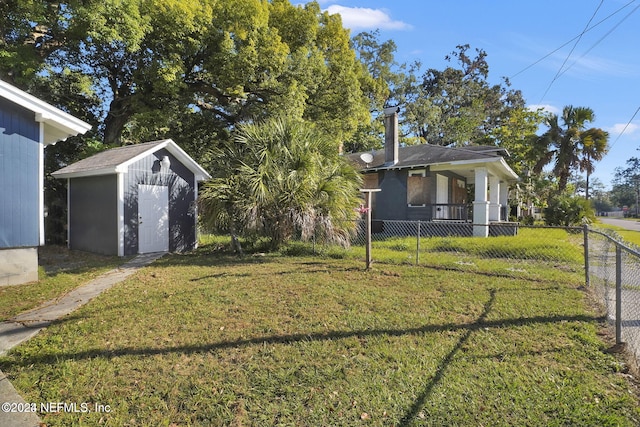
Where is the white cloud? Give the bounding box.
[608,123,640,137]
[527,104,560,115]
[325,5,412,31]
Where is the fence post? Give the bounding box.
[616,244,622,345]
[416,221,421,265]
[365,196,372,269]
[583,224,590,287]
[359,189,380,270]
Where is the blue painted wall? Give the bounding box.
[0,97,40,248]
[122,148,196,255]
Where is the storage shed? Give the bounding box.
[52,139,211,256]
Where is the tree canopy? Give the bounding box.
[0,0,371,150]
[406,44,529,148]
[611,156,640,209]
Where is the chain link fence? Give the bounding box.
[307,219,640,365]
[586,227,640,363]
[329,220,586,282]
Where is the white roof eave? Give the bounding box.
[0,80,92,145]
[51,167,120,179]
[430,157,519,181]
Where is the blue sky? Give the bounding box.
[319,0,640,190]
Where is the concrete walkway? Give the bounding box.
[0,252,165,427]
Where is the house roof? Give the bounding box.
[0,79,91,145]
[347,143,519,183]
[52,139,211,181]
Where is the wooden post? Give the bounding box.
[360,189,380,270]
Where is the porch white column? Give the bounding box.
[499,183,509,221]
[473,167,489,237]
[489,175,501,222]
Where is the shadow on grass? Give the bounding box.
[38,245,126,277]
[0,295,604,425]
[398,288,496,425]
[1,308,601,370]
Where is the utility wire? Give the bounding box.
[610,106,640,150]
[510,0,636,80]
[557,2,640,80]
[538,0,604,103]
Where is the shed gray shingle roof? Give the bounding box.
[52,139,211,181]
[53,140,166,176]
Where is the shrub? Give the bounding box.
[544,194,595,226]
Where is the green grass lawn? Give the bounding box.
[318,226,586,282]
[0,246,125,321]
[596,220,640,248]
[1,241,638,426]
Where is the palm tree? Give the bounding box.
[579,127,609,199]
[199,117,362,251]
[534,106,608,196]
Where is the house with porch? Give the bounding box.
[347,107,519,237]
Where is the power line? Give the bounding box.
[609,106,640,150]
[538,0,603,103]
[557,2,640,80]
[510,0,637,80]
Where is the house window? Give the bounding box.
[361,173,379,211]
[407,169,429,206]
[362,173,379,189]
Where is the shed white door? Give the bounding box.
[138,184,169,253]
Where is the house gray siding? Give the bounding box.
[69,175,119,255]
[0,97,40,248]
[407,206,431,221]
[123,148,196,256]
[368,168,468,222]
[374,169,408,220]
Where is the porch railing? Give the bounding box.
[425,203,473,221]
[407,204,511,222]
[431,204,470,221]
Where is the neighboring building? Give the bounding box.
[52,139,211,256]
[347,107,520,237]
[0,79,91,286]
